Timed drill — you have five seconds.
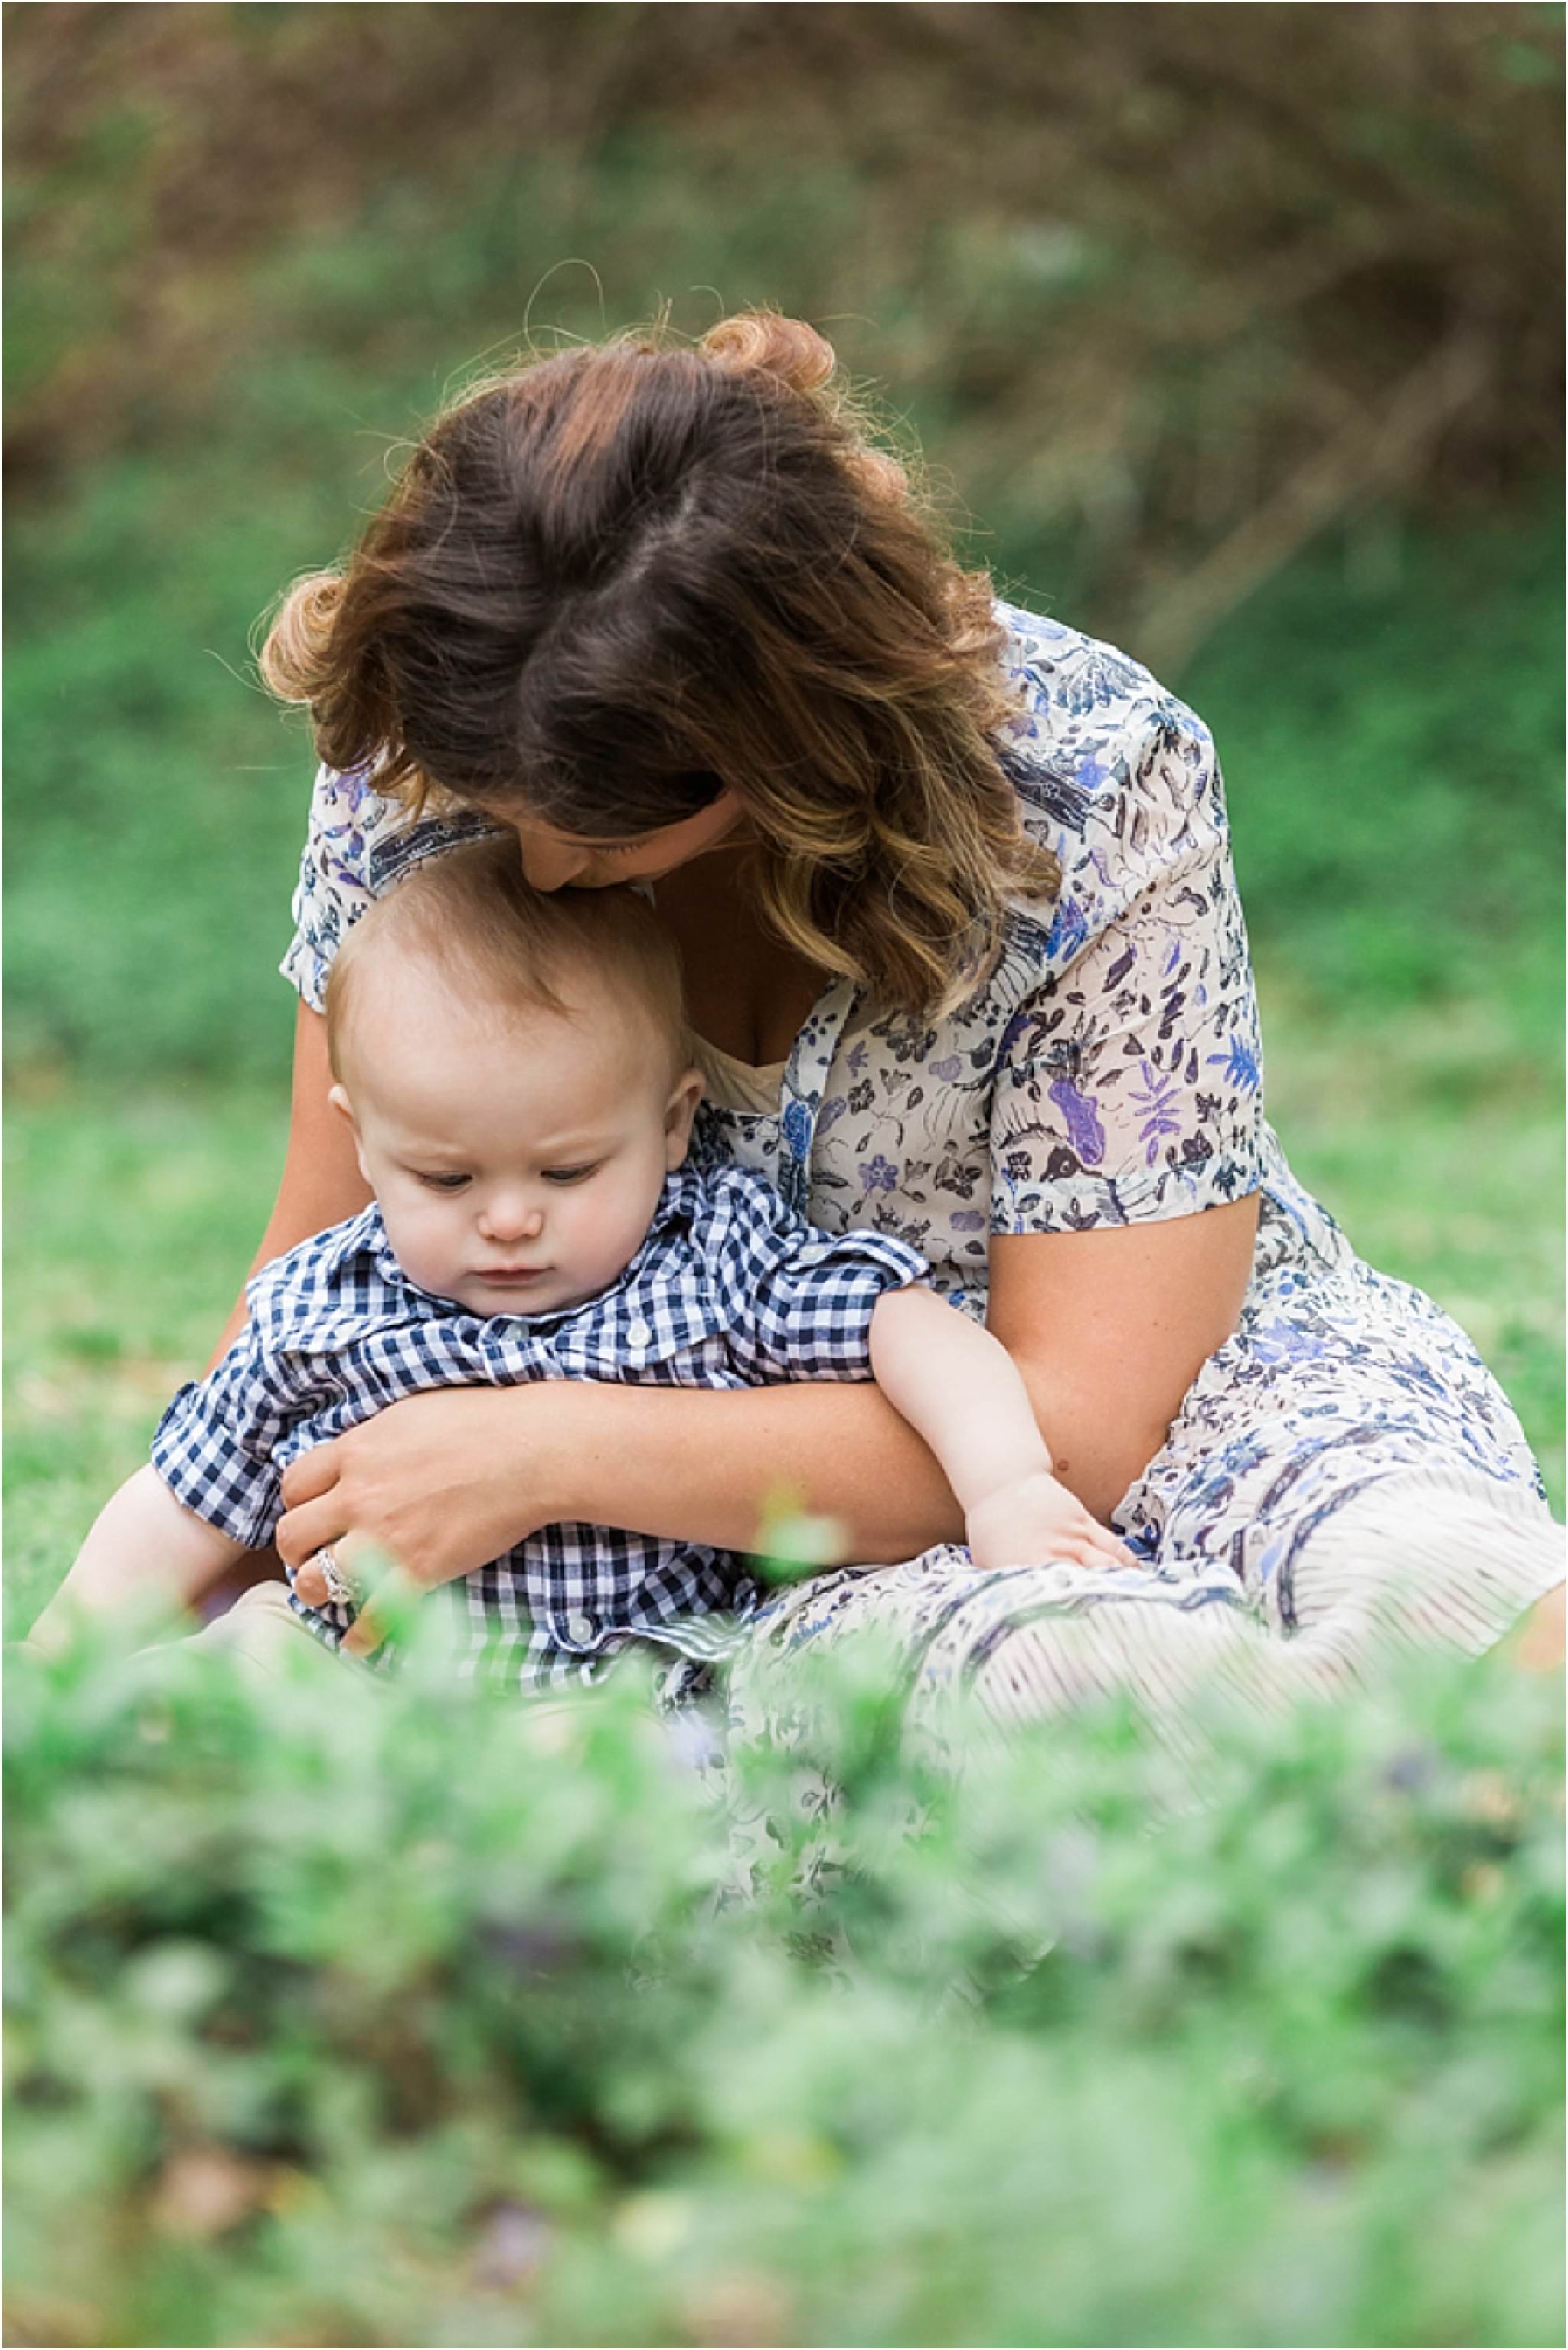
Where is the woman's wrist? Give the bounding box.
[512,1374,964,1564]
[499,1375,586,1531]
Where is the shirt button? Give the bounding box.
[565,1610,595,1645]
[626,1317,653,1348]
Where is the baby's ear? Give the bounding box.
[328,1083,372,1185]
[663,1069,705,1170]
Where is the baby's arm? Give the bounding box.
[24,1465,250,1658]
[868,1286,1134,1571]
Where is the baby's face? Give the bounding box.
[333,971,701,1317]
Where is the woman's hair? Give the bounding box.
[325,838,690,1080]
[263,310,1059,1014]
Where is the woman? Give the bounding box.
[246,311,1560,1740]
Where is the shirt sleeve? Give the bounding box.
[989,705,1266,1234]
[725,1222,929,1384]
[150,1323,299,1552]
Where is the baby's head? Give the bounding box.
[325,838,701,1314]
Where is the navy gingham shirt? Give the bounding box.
[152,1162,926,1690]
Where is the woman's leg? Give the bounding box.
[958,1466,1563,1754]
[728,1548,1271,1770]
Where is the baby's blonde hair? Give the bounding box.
[324,837,690,1080]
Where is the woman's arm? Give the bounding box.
[280,1196,1259,1601]
[986,1194,1260,1523]
[209,1001,370,1365]
[282,1374,963,1589]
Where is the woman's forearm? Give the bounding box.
[276,1267,1194,1592]
[541,1375,967,1565]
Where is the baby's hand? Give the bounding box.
[965,1469,1136,1574]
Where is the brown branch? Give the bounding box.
[1127,331,1494,679]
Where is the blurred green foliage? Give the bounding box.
[1194,516,1563,1054]
[5,1620,1563,2347]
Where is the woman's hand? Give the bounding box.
[279,1384,570,1650]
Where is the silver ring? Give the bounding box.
[314,1543,361,1610]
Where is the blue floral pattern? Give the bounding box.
[283,602,1556,1691]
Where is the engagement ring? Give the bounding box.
[314,1544,361,1610]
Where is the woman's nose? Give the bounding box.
[515,832,590,893]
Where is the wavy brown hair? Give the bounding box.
[260,311,1058,1014]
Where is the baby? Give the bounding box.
[34,839,1129,1687]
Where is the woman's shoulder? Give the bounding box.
[988,597,1230,906]
[992,598,1205,739]
[283,761,510,1009]
[302,761,507,901]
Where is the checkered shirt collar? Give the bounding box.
[322,1165,704,1326]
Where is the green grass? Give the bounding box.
[1184,513,1563,1059]
[2,1085,285,1639]
[1257,977,1563,1508]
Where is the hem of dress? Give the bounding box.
[279,936,327,1015]
[990,1166,1263,1237]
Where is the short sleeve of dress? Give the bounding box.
[279,763,384,1013]
[279,763,505,1012]
[150,1325,298,1553]
[989,687,1265,1234]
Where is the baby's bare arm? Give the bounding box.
[868,1286,1134,1570]
[26,1465,250,1656]
[870,1286,1054,1507]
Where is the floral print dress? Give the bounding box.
[283,605,1563,1748]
